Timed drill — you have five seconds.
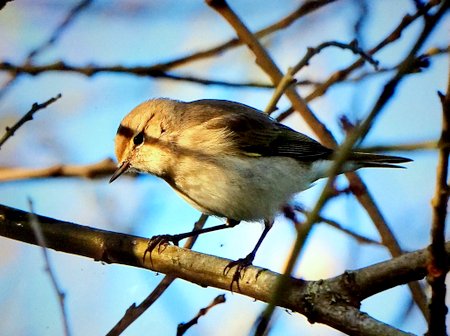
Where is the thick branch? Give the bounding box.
[0,203,447,335]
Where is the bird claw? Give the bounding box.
[223,254,255,292]
[143,234,180,265]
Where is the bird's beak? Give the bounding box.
[109,160,130,183]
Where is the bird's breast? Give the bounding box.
[166,155,315,221]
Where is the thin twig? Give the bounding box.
[347,45,450,84]
[0,1,338,93]
[26,0,94,61]
[0,158,117,182]
[0,93,62,149]
[106,214,209,336]
[265,39,379,115]
[0,45,444,92]
[0,0,93,99]
[304,1,438,103]
[360,141,439,153]
[153,0,340,71]
[0,61,277,88]
[27,199,71,336]
[264,72,295,114]
[352,0,369,49]
[275,44,449,121]
[291,39,379,75]
[177,294,226,336]
[294,206,384,246]
[426,64,450,335]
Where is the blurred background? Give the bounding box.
[0,1,448,335]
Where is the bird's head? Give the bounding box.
[110,98,181,183]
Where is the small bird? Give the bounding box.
[110,98,410,284]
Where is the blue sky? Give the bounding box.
[0,1,448,335]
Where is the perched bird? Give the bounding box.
[110,98,410,282]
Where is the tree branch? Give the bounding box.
[0,0,93,100]
[206,0,448,331]
[153,0,340,71]
[0,94,62,149]
[0,158,117,181]
[426,61,450,335]
[0,203,445,336]
[177,294,226,336]
[106,214,209,336]
[304,1,439,103]
[28,199,71,336]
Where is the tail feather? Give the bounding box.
[349,152,412,169]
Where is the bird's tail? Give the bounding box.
[348,152,412,169]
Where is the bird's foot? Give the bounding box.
[223,252,255,292]
[143,234,181,265]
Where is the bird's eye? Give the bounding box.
[133,132,145,146]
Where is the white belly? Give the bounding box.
[171,155,317,221]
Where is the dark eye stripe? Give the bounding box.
[117,124,134,138]
[133,132,145,145]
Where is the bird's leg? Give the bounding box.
[224,219,274,291]
[144,218,240,263]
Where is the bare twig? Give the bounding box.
[294,206,384,246]
[27,199,71,336]
[264,72,295,114]
[291,39,379,75]
[347,45,450,83]
[275,44,449,121]
[1,45,446,92]
[265,39,379,115]
[0,158,117,182]
[177,294,226,336]
[153,0,340,71]
[304,1,438,103]
[0,61,277,88]
[0,0,93,99]
[426,65,450,335]
[106,214,209,336]
[0,1,338,92]
[27,0,94,61]
[360,141,439,153]
[0,94,62,150]
[352,0,369,48]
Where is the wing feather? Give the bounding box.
[187,99,332,161]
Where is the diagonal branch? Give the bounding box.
[0,93,62,149]
[426,60,450,335]
[154,0,340,71]
[106,214,209,336]
[0,0,93,99]
[28,199,71,336]
[177,294,226,336]
[205,1,448,327]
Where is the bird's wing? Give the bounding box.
[190,99,332,161]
